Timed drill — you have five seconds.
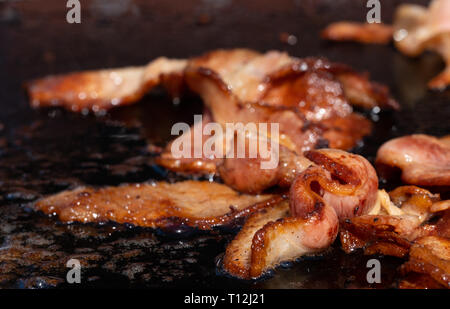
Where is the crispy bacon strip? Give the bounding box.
[222,149,378,279]
[34,181,281,230]
[321,22,393,44]
[376,134,450,187]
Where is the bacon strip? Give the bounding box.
[34,181,281,230]
[340,185,450,288]
[321,22,393,44]
[376,134,450,187]
[27,58,187,112]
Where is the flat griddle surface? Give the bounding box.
[0,0,448,288]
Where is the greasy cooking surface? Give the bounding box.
[0,0,449,288]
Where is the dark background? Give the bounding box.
[0,0,448,288]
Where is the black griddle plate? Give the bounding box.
[0,0,449,288]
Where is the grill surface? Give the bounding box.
[0,0,449,288]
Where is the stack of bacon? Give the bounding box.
[26,49,449,288]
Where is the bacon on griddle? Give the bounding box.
[222,148,378,279]
[339,185,450,289]
[27,49,397,172]
[34,180,281,230]
[375,134,450,187]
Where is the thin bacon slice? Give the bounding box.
[34,180,281,230]
[376,134,450,187]
[222,148,378,279]
[321,22,393,44]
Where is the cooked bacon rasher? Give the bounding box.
[34,181,281,230]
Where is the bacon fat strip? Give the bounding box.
[34,180,281,230]
[222,148,378,279]
[375,134,450,187]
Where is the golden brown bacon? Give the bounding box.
[375,134,450,187]
[34,181,281,230]
[222,149,378,279]
[322,0,450,89]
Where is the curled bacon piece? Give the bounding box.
[222,149,378,279]
[34,181,281,231]
[376,134,450,187]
